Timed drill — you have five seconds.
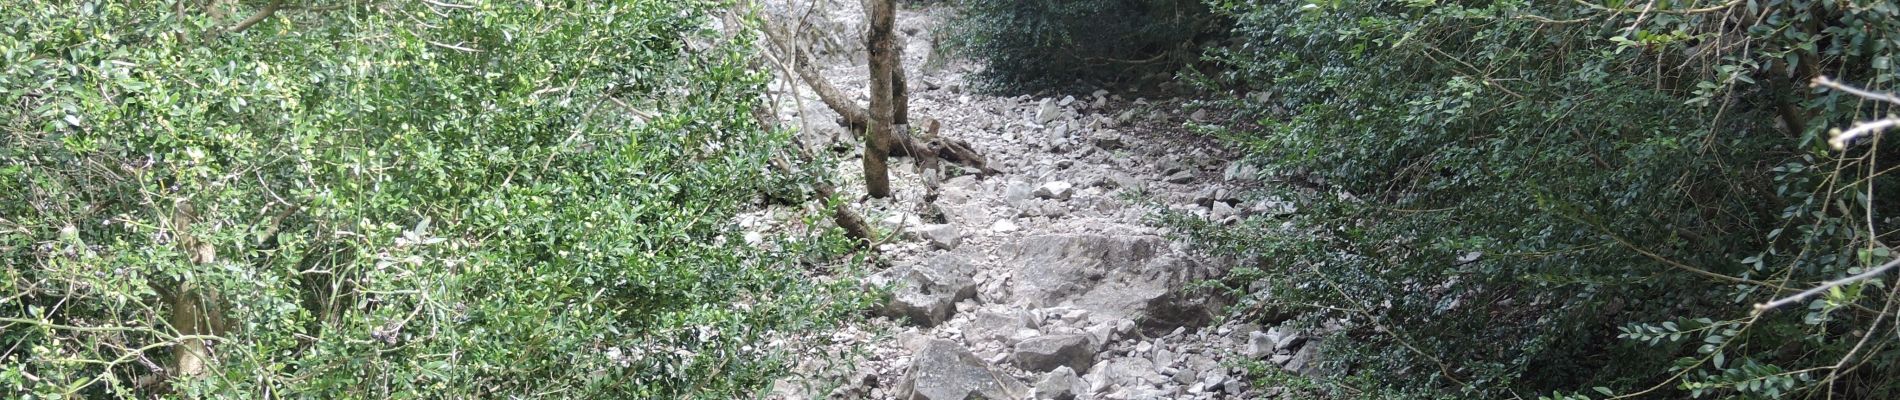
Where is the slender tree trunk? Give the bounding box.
[168,204,222,378]
[864,0,896,198]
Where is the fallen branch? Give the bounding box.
[759,19,868,131]
[758,14,998,176]
[745,18,879,248]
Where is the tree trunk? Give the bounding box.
[864,0,896,198]
[168,203,223,379]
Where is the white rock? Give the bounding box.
[990,219,1021,233]
[1245,331,1273,358]
[1035,181,1075,200]
[1037,98,1060,124]
[915,223,963,250]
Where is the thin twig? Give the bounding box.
[421,0,474,9]
[426,40,481,52]
[1814,76,1900,105]
[1754,256,1900,313]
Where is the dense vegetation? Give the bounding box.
[1,1,868,398]
[944,0,1225,92]
[957,0,1900,398]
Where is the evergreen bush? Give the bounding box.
[0,1,868,398]
[1194,0,1900,398]
[945,0,1225,92]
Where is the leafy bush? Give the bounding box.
[1194,0,1900,398]
[945,0,1225,92]
[0,1,868,398]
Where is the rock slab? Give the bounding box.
[898,339,1028,400]
[1012,334,1096,373]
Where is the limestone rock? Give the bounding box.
[1037,99,1060,124]
[1013,334,1095,373]
[991,219,1021,233]
[1245,331,1273,358]
[1007,235,1220,330]
[1034,366,1086,400]
[1163,170,1195,184]
[916,223,962,250]
[876,254,980,327]
[970,310,1037,343]
[1282,339,1322,377]
[1035,181,1075,200]
[1090,357,1164,390]
[898,339,1029,400]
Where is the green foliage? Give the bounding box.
[1195,0,1900,398]
[0,1,869,398]
[944,0,1225,92]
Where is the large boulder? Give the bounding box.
[1033,366,1086,400]
[969,309,1038,343]
[897,339,1029,400]
[1005,235,1225,331]
[874,254,980,327]
[1012,334,1095,373]
[914,224,963,250]
[1282,339,1324,377]
[1088,356,1165,391]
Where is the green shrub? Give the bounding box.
[1195,0,1900,398]
[945,0,1225,92]
[0,1,868,398]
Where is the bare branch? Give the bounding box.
[426,40,482,52]
[1755,256,1900,313]
[226,0,285,33]
[1814,76,1900,105]
[422,0,474,9]
[1814,77,1900,150]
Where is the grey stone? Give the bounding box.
[875,254,980,327]
[1245,331,1273,358]
[1114,110,1136,127]
[1199,373,1226,393]
[1034,366,1086,400]
[1094,134,1126,151]
[1014,334,1096,373]
[990,219,1021,233]
[1005,182,1037,203]
[1283,340,1322,376]
[898,339,1029,400]
[1223,162,1258,182]
[1004,235,1222,330]
[1164,171,1195,184]
[1037,99,1060,124]
[1267,326,1304,351]
[971,310,1037,343]
[1035,181,1076,200]
[916,224,962,250]
[1212,202,1238,220]
[1091,357,1164,390]
[1171,365,1196,385]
